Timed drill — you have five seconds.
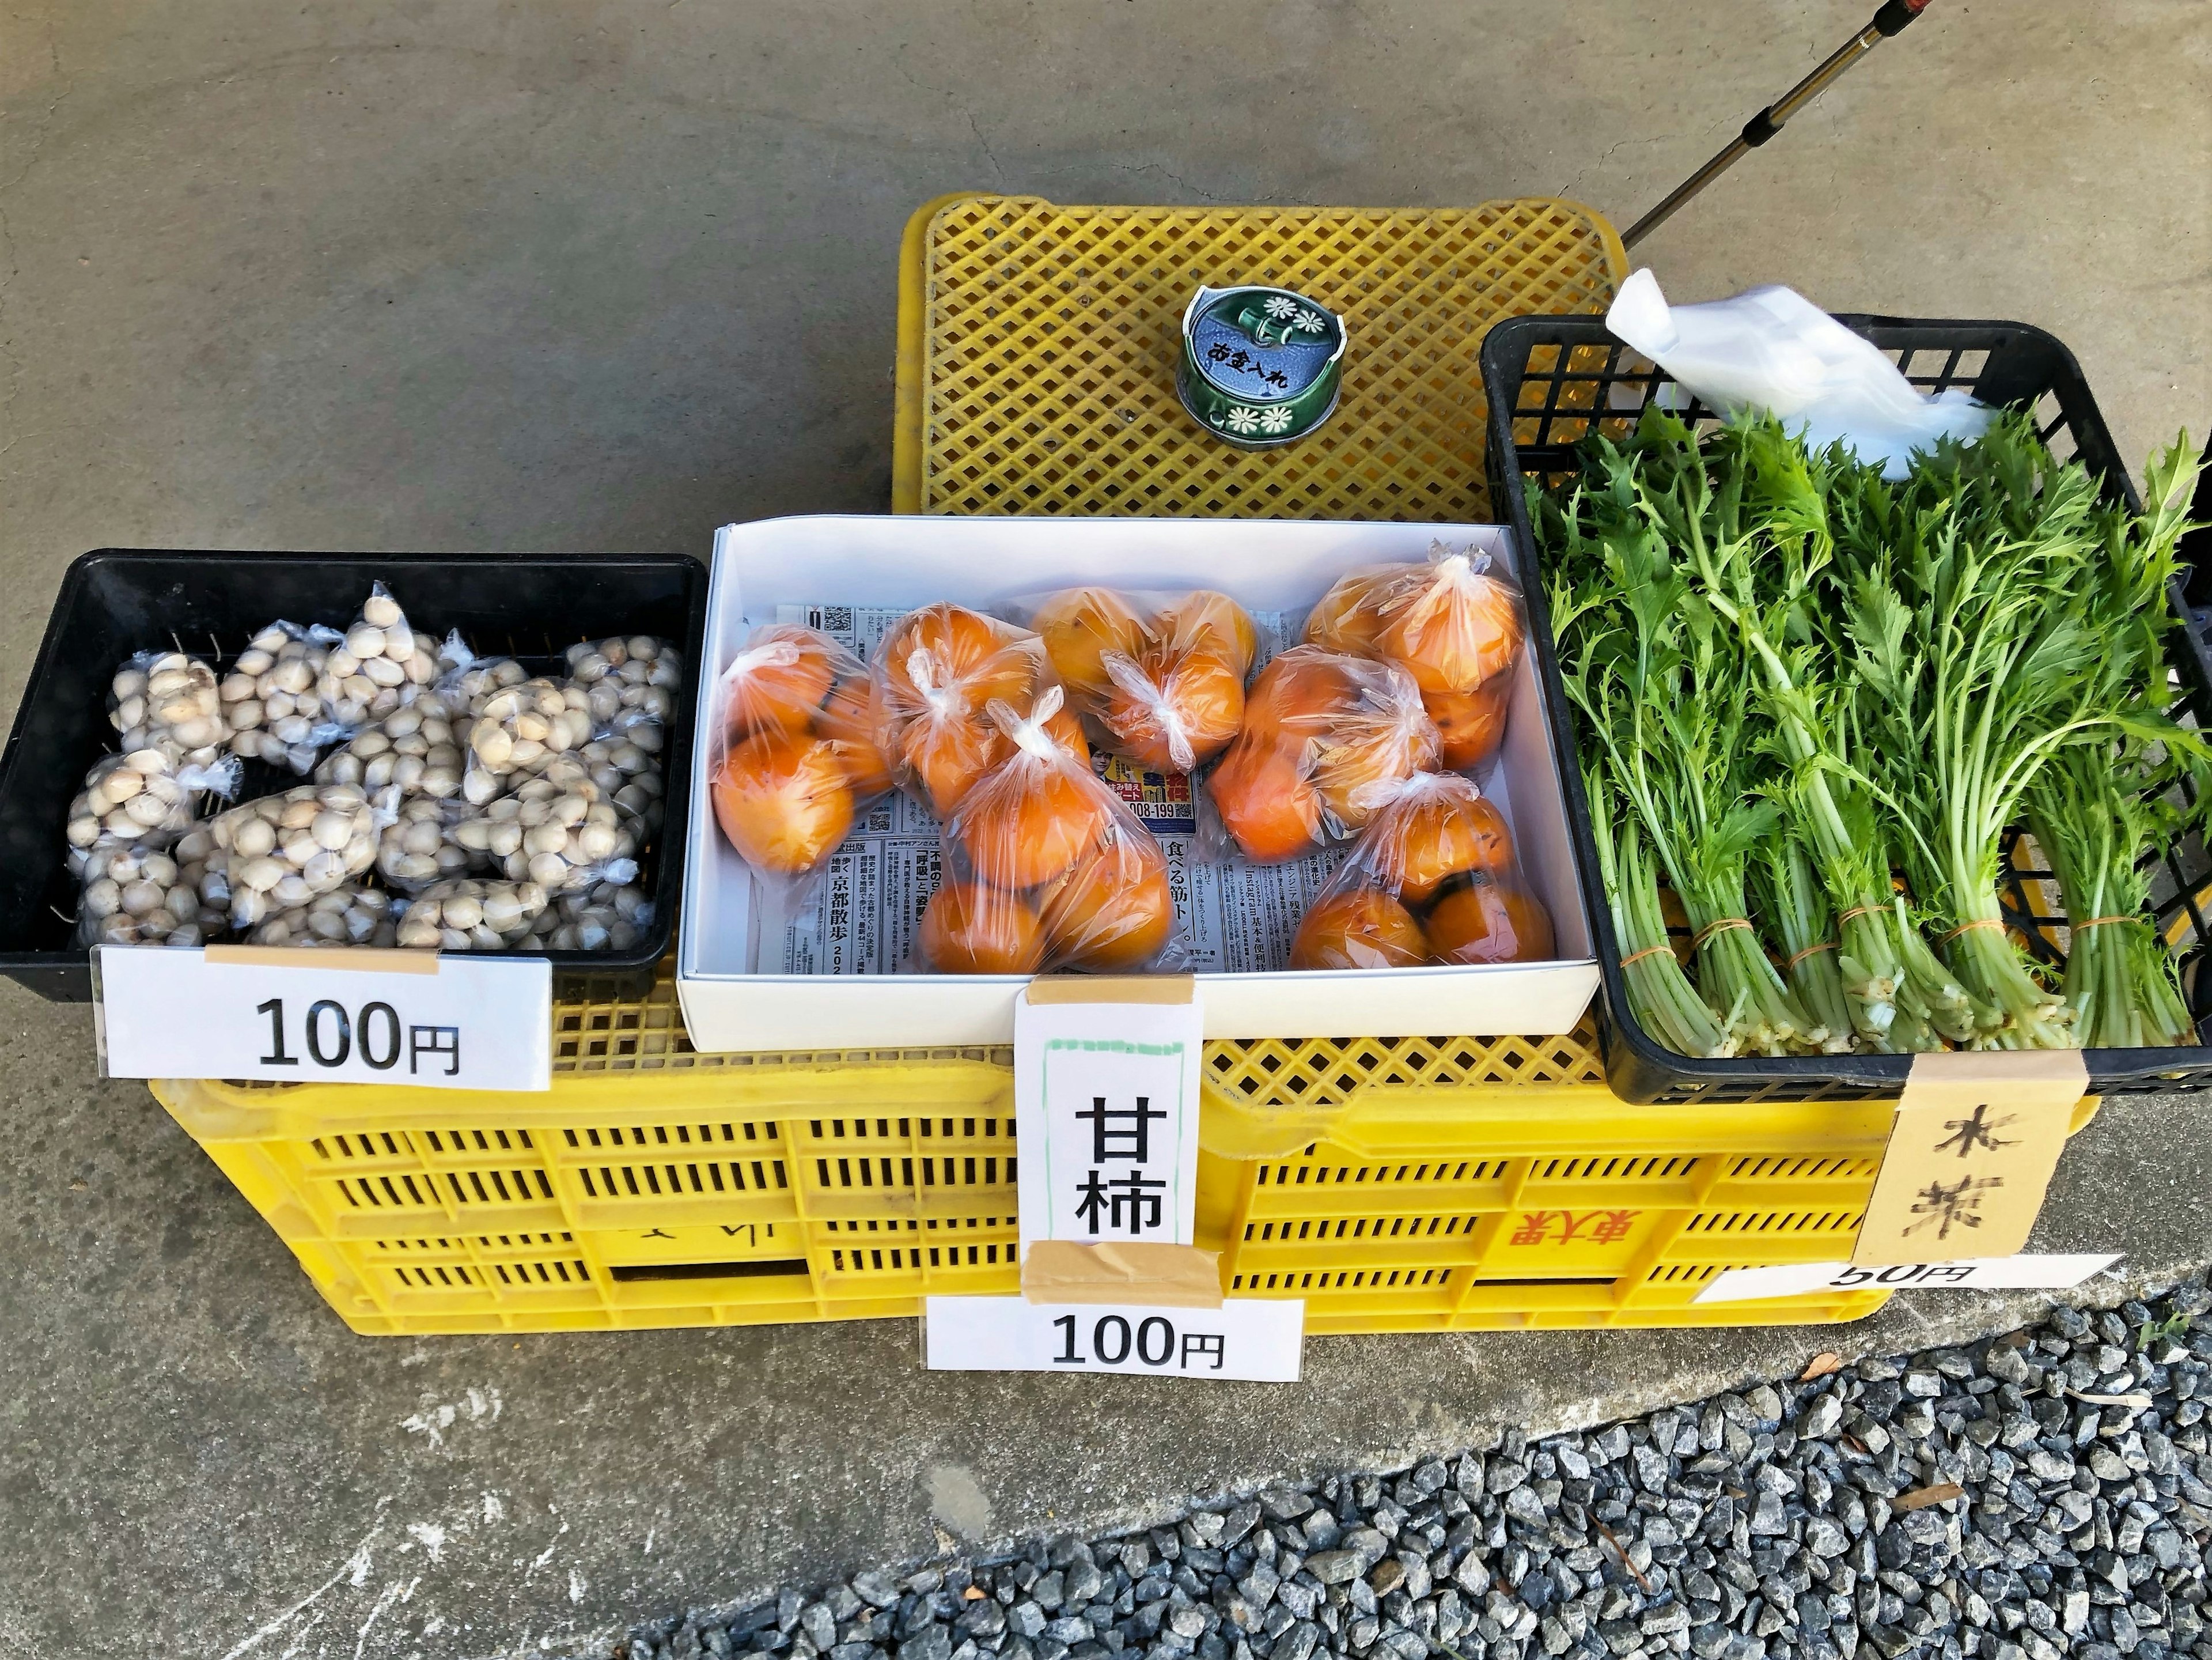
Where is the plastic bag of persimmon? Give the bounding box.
[1202,644,1441,864]
[1288,772,1555,971]
[1013,587,1258,775]
[917,686,1184,975]
[1302,540,1526,772]
[706,623,894,905]
[870,603,1088,818]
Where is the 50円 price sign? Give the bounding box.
[95,946,551,1091]
[925,1296,1304,1382]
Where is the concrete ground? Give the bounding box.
[0,2,2207,1657]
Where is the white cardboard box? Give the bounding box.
[677,516,1598,1051]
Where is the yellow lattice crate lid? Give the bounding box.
[893,194,1626,520]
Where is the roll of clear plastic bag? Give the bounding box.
[1303,539,1525,772]
[1289,772,1555,970]
[706,623,895,906]
[1604,268,1994,480]
[918,687,1181,975]
[1017,587,1257,774]
[1203,645,1441,863]
[870,604,1082,817]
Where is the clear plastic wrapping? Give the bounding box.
[315,686,468,797]
[1204,645,1440,863]
[460,678,595,804]
[205,782,397,929]
[66,750,241,851]
[918,687,1181,974]
[1303,540,1527,770]
[396,878,551,951]
[221,621,345,773]
[1021,587,1257,774]
[1289,772,1555,970]
[519,879,654,954]
[317,583,440,734]
[706,623,894,900]
[73,841,211,948]
[240,882,397,949]
[72,594,676,955]
[109,651,230,766]
[870,604,1074,816]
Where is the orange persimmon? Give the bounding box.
[1425,874,1555,965]
[711,731,855,874]
[1033,587,1149,705]
[722,627,838,738]
[1301,570,1390,657]
[1424,677,1513,772]
[1242,646,1361,739]
[1374,554,1525,694]
[952,761,1111,890]
[1156,590,1257,676]
[1041,836,1176,971]
[1392,788,1515,907]
[1289,886,1427,971]
[1101,643,1245,773]
[919,880,1047,974]
[880,603,1040,716]
[818,676,894,797]
[1207,739,1323,863]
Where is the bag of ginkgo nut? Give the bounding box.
[1289,770,1554,971]
[1304,540,1527,772]
[918,686,1183,977]
[704,623,893,910]
[1009,587,1259,776]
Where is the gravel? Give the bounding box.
[612,1280,2212,1660]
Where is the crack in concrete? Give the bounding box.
[968,111,1006,188]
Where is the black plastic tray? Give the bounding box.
[1481,313,2212,1103]
[0,551,707,1002]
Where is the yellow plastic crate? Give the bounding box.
[154,194,2097,1340]
[154,968,2101,1334]
[891,194,1626,520]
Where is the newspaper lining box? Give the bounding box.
[677,516,1599,1051]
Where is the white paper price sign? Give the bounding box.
[1014,981,1202,1250]
[1695,1252,2122,1306]
[94,945,552,1091]
[925,1296,1304,1382]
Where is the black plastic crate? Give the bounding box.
[0,551,707,1002]
[1481,313,2212,1103]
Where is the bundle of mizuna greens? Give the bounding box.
[1533,407,2205,1056]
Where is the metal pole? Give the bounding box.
[1620,0,1937,251]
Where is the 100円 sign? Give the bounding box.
[93,944,551,1091]
[924,1295,1304,1382]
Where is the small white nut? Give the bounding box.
[240,856,286,893]
[123,793,171,829]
